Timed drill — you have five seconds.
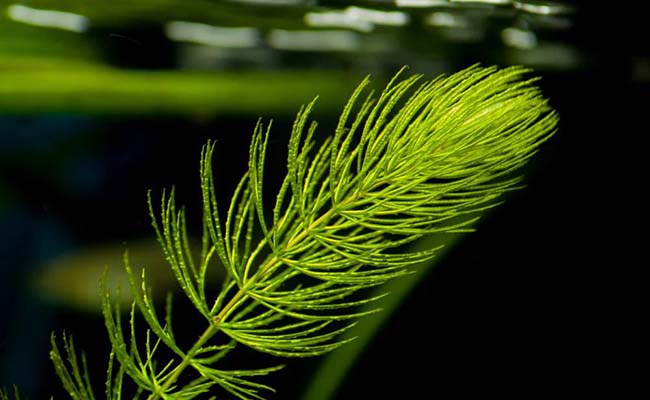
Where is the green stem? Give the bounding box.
[148,196,354,398]
[148,286,249,399]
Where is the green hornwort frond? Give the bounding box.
[50,333,94,400]
[0,386,21,400]
[53,65,557,399]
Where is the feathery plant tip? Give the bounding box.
[50,65,557,399]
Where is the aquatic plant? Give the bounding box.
[0,386,20,400]
[49,65,557,399]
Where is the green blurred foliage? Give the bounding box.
[0,3,352,115]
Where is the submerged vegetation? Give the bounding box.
[45,65,557,399]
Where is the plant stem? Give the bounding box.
[147,289,245,399]
[148,198,352,398]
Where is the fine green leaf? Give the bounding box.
[0,386,21,400]
[302,218,475,400]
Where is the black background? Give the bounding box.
[0,3,644,398]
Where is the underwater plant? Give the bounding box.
[47,65,557,399]
[0,387,20,400]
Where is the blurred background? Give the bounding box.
[0,0,644,398]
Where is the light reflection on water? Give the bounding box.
[3,0,578,71]
[305,7,410,32]
[268,29,363,51]
[165,21,260,48]
[6,3,89,32]
[186,0,577,70]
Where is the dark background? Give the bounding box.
[1,2,643,398]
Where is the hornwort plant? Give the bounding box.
[40,65,557,400]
